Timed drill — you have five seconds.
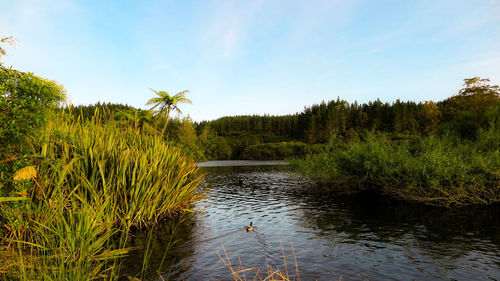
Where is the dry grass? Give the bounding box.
[217,242,303,281]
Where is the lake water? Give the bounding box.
[123,161,500,280]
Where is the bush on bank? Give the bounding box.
[294,129,500,207]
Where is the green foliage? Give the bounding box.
[0,66,66,157]
[446,111,480,139]
[439,78,500,139]
[242,141,307,160]
[64,102,139,122]
[0,66,66,199]
[196,124,232,160]
[176,117,198,146]
[146,88,192,136]
[484,104,500,128]
[418,101,442,133]
[39,111,204,228]
[175,117,205,160]
[201,136,232,160]
[294,130,500,206]
[49,77,498,161]
[198,77,499,159]
[114,108,153,130]
[200,114,301,139]
[459,77,500,97]
[0,110,206,279]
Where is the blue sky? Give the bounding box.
[1,0,499,121]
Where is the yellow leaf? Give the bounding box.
[13,166,37,181]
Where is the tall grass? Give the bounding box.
[0,109,206,279]
[294,129,500,207]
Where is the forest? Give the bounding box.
[66,77,499,162]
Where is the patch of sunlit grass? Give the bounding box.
[13,166,37,181]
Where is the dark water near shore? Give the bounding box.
[123,161,500,280]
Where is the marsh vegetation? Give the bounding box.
[1,36,499,280]
[0,63,205,279]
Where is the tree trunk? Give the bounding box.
[161,109,171,137]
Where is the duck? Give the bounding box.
[246,222,254,232]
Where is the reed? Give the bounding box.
[0,109,206,279]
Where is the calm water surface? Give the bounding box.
[124,161,500,280]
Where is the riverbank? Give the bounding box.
[293,130,500,207]
[197,160,289,167]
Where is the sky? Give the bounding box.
[1,0,500,121]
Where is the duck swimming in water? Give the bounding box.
[246,222,254,232]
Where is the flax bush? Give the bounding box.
[0,110,206,280]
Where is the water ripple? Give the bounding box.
[123,164,500,281]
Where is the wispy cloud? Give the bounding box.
[2,0,499,121]
[197,0,264,59]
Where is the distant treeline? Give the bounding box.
[65,77,500,160]
[199,93,496,143]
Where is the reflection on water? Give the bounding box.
[197,160,289,167]
[125,164,500,280]
[118,217,197,280]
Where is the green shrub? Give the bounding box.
[0,66,65,198]
[0,66,65,157]
[294,131,500,206]
[201,136,232,160]
[242,141,307,160]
